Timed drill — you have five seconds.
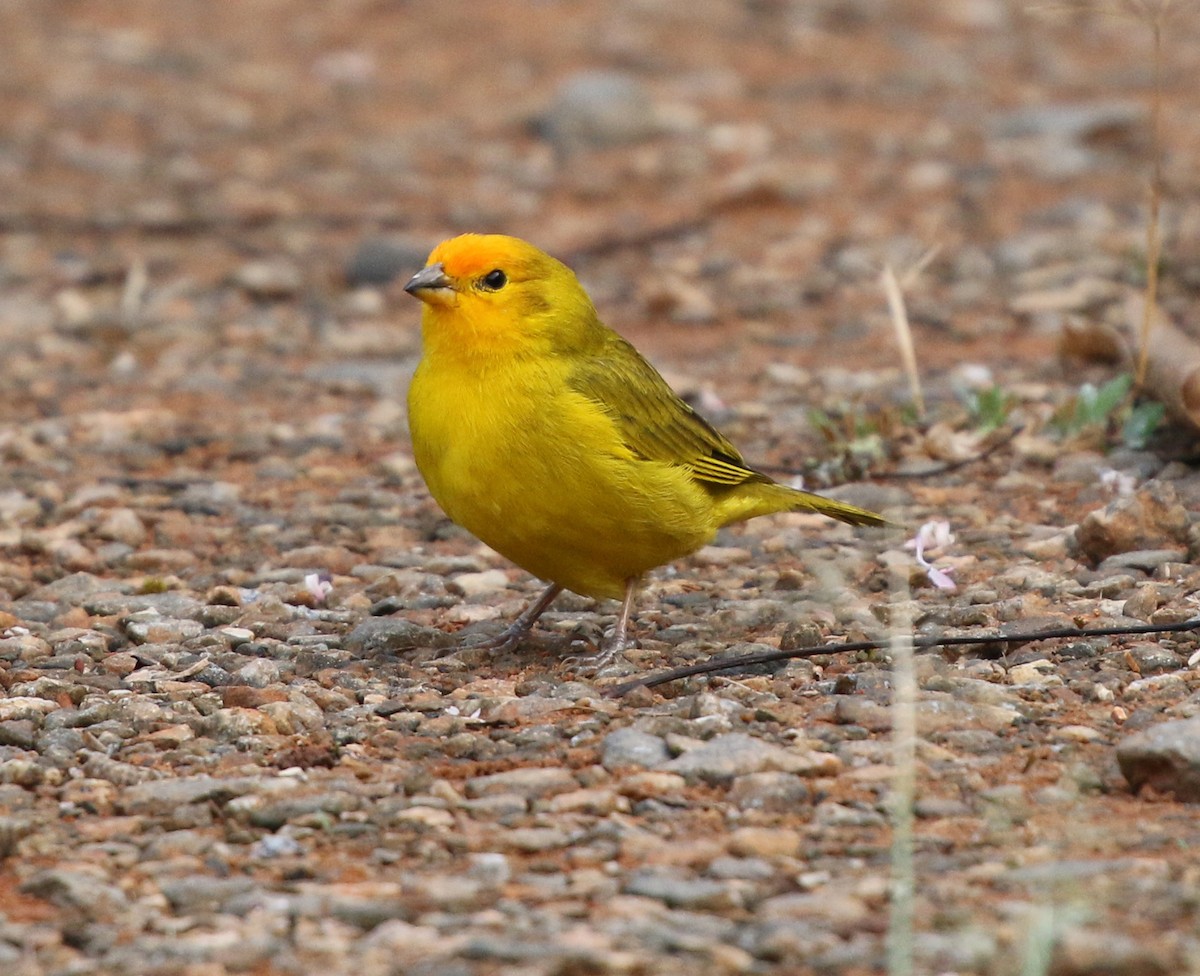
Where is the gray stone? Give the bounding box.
[345,237,429,287]
[20,868,128,921]
[623,869,741,910]
[500,827,571,852]
[85,592,204,617]
[1099,549,1189,573]
[464,766,576,800]
[116,775,261,815]
[728,771,810,812]
[233,658,287,687]
[1117,718,1200,801]
[26,572,122,603]
[1075,482,1190,564]
[538,71,660,151]
[663,733,798,785]
[1052,924,1176,975]
[832,696,892,731]
[600,727,670,770]
[991,100,1144,141]
[234,258,302,299]
[707,856,777,881]
[160,876,259,913]
[1125,642,1184,675]
[344,617,454,655]
[125,615,205,644]
[813,802,887,828]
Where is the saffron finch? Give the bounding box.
[405,234,885,659]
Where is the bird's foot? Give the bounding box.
[562,631,636,676]
[438,582,563,658]
[454,620,533,656]
[564,575,640,676]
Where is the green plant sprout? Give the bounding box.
[1052,373,1164,448]
[966,385,1015,433]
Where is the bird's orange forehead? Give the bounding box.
[427,233,537,279]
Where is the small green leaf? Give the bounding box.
[1122,400,1165,449]
[1076,374,1131,428]
[968,385,1012,432]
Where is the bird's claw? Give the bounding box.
[462,627,528,655]
[562,635,635,676]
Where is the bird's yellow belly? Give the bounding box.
[409,363,717,600]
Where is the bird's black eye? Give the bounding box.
[482,269,507,290]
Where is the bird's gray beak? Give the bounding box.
[404,263,454,304]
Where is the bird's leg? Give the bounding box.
[566,576,640,671]
[465,582,563,654]
[604,576,639,655]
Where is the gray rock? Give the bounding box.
[1099,549,1189,573]
[1117,718,1200,801]
[915,928,999,972]
[707,856,777,881]
[601,727,670,770]
[988,101,1145,178]
[500,827,571,852]
[832,696,892,731]
[457,936,559,963]
[1075,482,1190,564]
[125,614,205,644]
[1052,924,1176,976]
[464,766,576,800]
[85,592,203,617]
[116,775,261,815]
[623,869,741,910]
[160,876,258,913]
[344,617,454,655]
[247,825,304,854]
[813,801,887,828]
[0,720,37,749]
[998,858,1135,886]
[663,732,800,785]
[20,868,128,921]
[991,100,1144,141]
[36,727,87,767]
[175,480,242,515]
[728,771,810,812]
[914,796,973,818]
[978,784,1032,827]
[233,258,302,299]
[233,658,287,687]
[25,572,122,603]
[4,600,61,623]
[345,237,429,287]
[1125,642,1184,675]
[538,71,660,151]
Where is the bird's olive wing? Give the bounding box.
[568,336,767,489]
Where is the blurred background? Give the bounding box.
[0,0,1197,473]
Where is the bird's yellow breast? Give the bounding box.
[408,353,719,601]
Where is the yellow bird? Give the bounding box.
[405,234,884,660]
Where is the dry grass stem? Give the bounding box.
[1134,6,1166,389]
[881,262,925,420]
[886,592,917,976]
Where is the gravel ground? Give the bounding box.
[2,3,1200,975]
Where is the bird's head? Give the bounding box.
[404,234,598,359]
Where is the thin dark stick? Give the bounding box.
[602,616,1200,698]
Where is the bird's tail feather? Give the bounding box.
[715,481,888,528]
[787,489,888,527]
